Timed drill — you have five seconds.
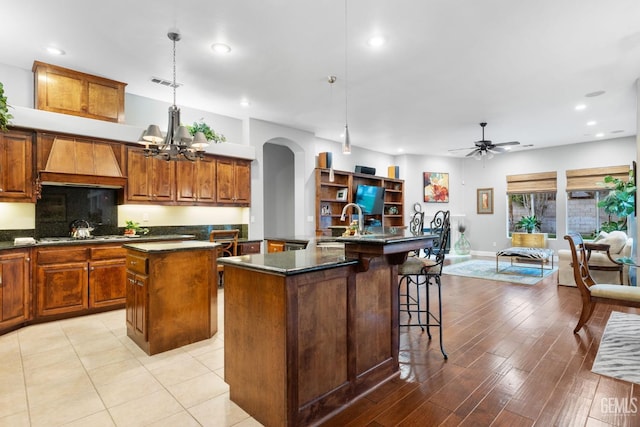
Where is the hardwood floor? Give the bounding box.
[320,266,640,427]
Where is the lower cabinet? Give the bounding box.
[0,248,31,331]
[35,245,126,318]
[266,240,285,253]
[237,240,262,255]
[125,267,147,344]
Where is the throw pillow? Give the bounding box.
[593,231,608,243]
[600,230,628,254]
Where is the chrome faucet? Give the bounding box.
[340,203,364,235]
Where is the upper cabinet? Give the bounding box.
[0,130,34,202]
[176,158,217,204]
[126,148,175,203]
[125,147,250,207]
[33,61,126,123]
[216,157,251,206]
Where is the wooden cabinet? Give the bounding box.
[0,130,34,202]
[512,232,548,248]
[125,242,217,355]
[315,168,405,236]
[0,249,31,331]
[382,178,404,228]
[237,241,261,255]
[316,169,352,235]
[266,240,285,253]
[35,244,126,318]
[33,61,126,123]
[125,253,148,345]
[126,148,175,203]
[216,157,251,205]
[176,157,216,204]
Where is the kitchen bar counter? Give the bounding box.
[221,231,435,426]
[0,234,195,250]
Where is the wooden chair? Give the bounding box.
[209,229,239,286]
[398,210,450,359]
[564,232,640,333]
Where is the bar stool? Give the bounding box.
[398,210,450,359]
[209,229,239,286]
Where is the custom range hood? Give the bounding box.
[39,135,126,188]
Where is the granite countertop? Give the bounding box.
[123,241,220,253]
[0,234,195,250]
[218,246,358,276]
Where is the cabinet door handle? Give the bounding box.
[90,267,95,271]
[128,278,135,284]
[130,261,137,265]
[136,280,144,287]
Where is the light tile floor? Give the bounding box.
[0,289,264,427]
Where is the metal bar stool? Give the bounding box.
[398,210,450,359]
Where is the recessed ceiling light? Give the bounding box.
[595,132,605,137]
[366,36,386,47]
[211,43,231,54]
[46,46,65,55]
[240,99,250,107]
[586,120,597,126]
[585,90,605,97]
[575,104,586,111]
[397,148,404,153]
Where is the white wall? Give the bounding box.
[394,137,636,255]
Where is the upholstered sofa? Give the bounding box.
[558,230,633,287]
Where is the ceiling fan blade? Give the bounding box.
[465,149,480,157]
[493,141,520,147]
[448,146,476,152]
[489,146,507,153]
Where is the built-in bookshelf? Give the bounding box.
[315,168,405,236]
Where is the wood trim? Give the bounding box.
[566,165,631,191]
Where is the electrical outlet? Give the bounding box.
[492,241,497,247]
[143,213,149,222]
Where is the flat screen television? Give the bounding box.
[355,185,385,215]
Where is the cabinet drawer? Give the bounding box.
[37,247,89,264]
[238,242,261,255]
[91,245,127,260]
[126,254,148,274]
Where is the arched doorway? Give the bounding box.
[263,142,295,236]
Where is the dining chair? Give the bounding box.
[209,229,239,286]
[398,210,450,359]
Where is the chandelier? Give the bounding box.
[142,31,208,161]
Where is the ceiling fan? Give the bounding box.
[450,122,520,159]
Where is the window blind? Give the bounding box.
[506,171,557,194]
[565,165,631,192]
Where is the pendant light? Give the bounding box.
[142,31,208,161]
[342,0,351,155]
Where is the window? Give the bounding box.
[507,172,557,237]
[566,165,631,238]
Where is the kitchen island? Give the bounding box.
[123,240,219,355]
[219,231,435,426]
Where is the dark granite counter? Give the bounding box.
[218,246,357,275]
[123,240,219,253]
[0,234,196,252]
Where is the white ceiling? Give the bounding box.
[3,0,640,156]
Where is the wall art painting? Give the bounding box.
[423,172,449,203]
[477,188,494,214]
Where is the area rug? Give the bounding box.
[442,259,556,285]
[592,311,640,385]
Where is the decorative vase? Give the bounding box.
[454,233,471,255]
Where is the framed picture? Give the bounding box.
[336,188,348,201]
[477,188,494,214]
[423,172,449,203]
[321,204,331,216]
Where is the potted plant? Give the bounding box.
[516,215,541,233]
[597,170,636,232]
[186,120,226,144]
[0,82,13,132]
[124,220,149,236]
